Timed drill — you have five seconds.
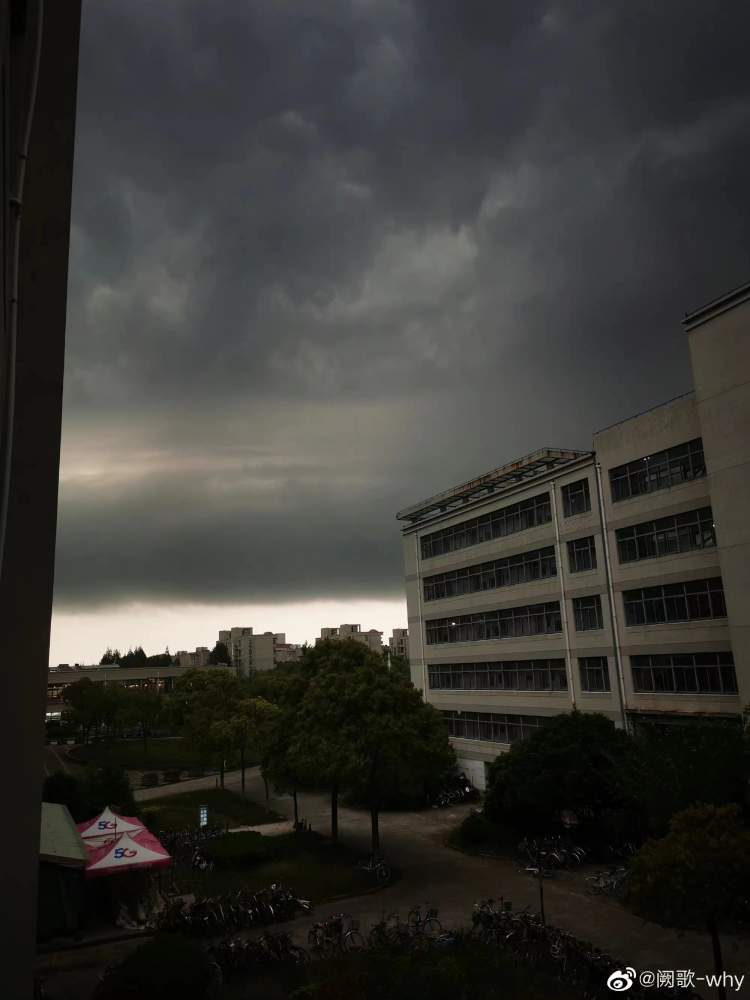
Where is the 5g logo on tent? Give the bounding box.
[607,968,636,992]
[113,848,137,859]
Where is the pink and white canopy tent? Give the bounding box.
[84,830,171,878]
[77,806,145,843]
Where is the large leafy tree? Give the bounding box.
[63,678,109,742]
[213,697,279,794]
[628,721,748,836]
[171,668,241,787]
[626,804,750,1000]
[122,688,163,752]
[336,662,455,853]
[209,641,231,666]
[484,711,639,838]
[120,646,148,668]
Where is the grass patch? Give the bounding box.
[172,830,383,903]
[141,789,283,831]
[71,738,227,772]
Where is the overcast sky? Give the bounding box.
[50,0,750,664]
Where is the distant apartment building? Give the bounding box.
[397,280,750,790]
[389,628,409,659]
[218,627,302,676]
[317,624,384,654]
[174,646,211,668]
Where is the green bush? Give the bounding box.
[162,769,182,785]
[43,765,135,822]
[208,830,272,867]
[96,934,218,999]
[456,812,497,847]
[141,772,159,788]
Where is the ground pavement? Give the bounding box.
[37,766,750,998]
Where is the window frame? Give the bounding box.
[562,478,591,517]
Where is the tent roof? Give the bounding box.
[85,830,171,878]
[77,806,145,840]
[40,802,87,867]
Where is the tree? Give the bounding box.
[384,651,411,685]
[146,649,173,669]
[100,648,119,665]
[335,661,455,853]
[122,688,162,752]
[209,641,231,666]
[227,698,279,794]
[629,721,748,837]
[120,646,148,669]
[483,711,639,838]
[63,678,108,742]
[626,804,750,1000]
[171,668,241,787]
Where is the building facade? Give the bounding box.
[317,623,384,653]
[218,627,302,675]
[389,628,409,659]
[398,281,749,790]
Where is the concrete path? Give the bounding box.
[136,766,750,979]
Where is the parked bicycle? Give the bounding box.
[406,903,442,939]
[308,912,366,955]
[356,853,391,882]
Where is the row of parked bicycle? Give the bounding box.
[156,825,227,855]
[431,772,480,808]
[154,884,311,935]
[471,899,701,1000]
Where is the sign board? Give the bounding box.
[199,805,208,828]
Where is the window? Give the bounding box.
[420,493,552,559]
[423,546,556,601]
[567,536,597,573]
[573,595,603,631]
[623,577,726,626]
[442,710,546,744]
[616,507,716,563]
[631,652,737,694]
[579,657,610,692]
[609,438,705,502]
[562,479,591,517]
[428,660,567,691]
[425,602,562,644]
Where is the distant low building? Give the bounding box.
[316,624,384,654]
[389,628,409,659]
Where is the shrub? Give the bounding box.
[186,767,204,779]
[162,769,182,785]
[455,812,497,848]
[96,934,218,999]
[43,771,89,823]
[208,830,272,867]
[141,772,159,788]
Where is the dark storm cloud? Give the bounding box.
[55,0,750,609]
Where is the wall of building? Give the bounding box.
[686,287,750,706]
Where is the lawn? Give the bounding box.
[70,737,234,772]
[140,789,283,831]
[171,830,382,903]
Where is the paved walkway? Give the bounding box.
[38,767,750,998]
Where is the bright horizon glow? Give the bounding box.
[49,597,408,667]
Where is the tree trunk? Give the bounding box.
[219,758,225,790]
[142,724,147,754]
[240,747,245,795]
[263,774,269,800]
[292,787,299,826]
[331,782,339,841]
[708,919,727,1000]
[370,805,380,855]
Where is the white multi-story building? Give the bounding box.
[389,628,409,659]
[398,280,750,790]
[316,624,384,654]
[218,627,302,675]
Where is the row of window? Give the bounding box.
[424,575,727,645]
[428,652,739,697]
[425,603,562,645]
[428,660,569,692]
[423,546,556,602]
[623,577,726,626]
[609,438,705,502]
[632,653,737,694]
[420,494,552,559]
[442,710,544,744]
[616,507,715,564]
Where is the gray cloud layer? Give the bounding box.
[55,0,750,609]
